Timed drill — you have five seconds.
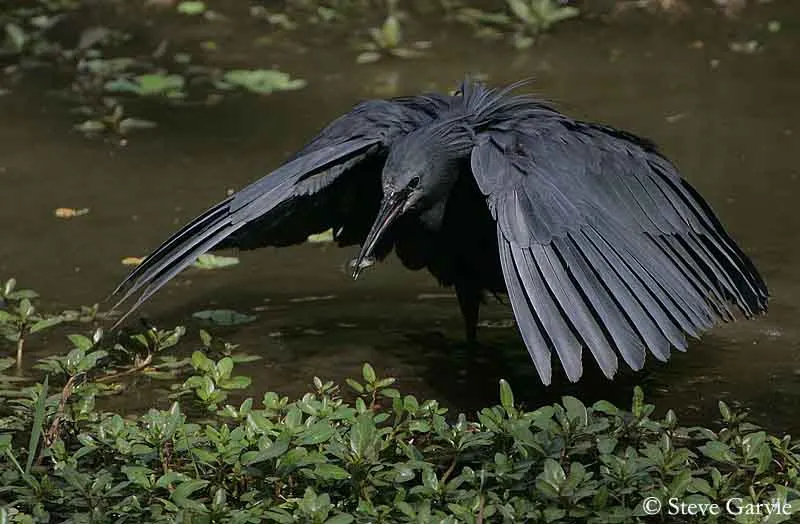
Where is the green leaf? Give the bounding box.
[221,69,306,94]
[192,309,257,326]
[219,376,251,390]
[499,379,514,411]
[422,467,439,492]
[562,396,588,426]
[5,23,26,53]
[298,421,335,445]
[177,1,206,15]
[507,0,533,23]
[171,479,209,508]
[349,414,377,460]
[381,15,401,48]
[592,400,619,415]
[118,118,158,134]
[698,441,736,463]
[29,316,63,334]
[18,298,34,319]
[121,466,154,488]
[313,463,350,481]
[78,350,108,372]
[669,470,692,497]
[191,351,215,373]
[541,458,566,490]
[75,119,106,133]
[631,386,645,418]
[345,378,363,394]
[243,435,290,465]
[718,400,731,421]
[324,515,354,524]
[356,51,381,64]
[394,464,415,482]
[105,74,185,97]
[68,334,94,351]
[216,357,234,379]
[362,363,376,383]
[26,376,48,474]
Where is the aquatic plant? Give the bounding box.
[356,9,431,64]
[506,0,580,39]
[216,69,307,95]
[1,280,799,522]
[456,0,579,48]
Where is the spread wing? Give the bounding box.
[111,94,451,325]
[470,111,768,385]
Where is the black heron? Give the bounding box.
[111,79,768,385]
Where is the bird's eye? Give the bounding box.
[408,176,420,189]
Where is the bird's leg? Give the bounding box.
[455,282,482,343]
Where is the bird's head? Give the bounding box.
[350,123,472,279]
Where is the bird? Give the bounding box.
[111,78,768,386]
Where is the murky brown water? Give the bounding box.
[2,3,799,430]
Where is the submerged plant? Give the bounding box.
[356,5,431,64]
[506,0,580,47]
[104,72,187,98]
[216,69,307,94]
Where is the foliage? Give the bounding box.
[505,0,579,47]
[216,70,307,95]
[457,0,579,49]
[1,280,800,523]
[355,1,431,65]
[1,0,307,140]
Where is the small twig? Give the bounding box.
[477,493,485,524]
[95,352,153,383]
[42,374,80,450]
[16,335,25,369]
[439,454,458,484]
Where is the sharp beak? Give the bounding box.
[351,190,409,279]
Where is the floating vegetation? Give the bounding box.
[357,7,431,64]
[192,309,257,326]
[457,0,579,48]
[216,69,307,94]
[176,1,207,16]
[73,98,157,138]
[506,0,580,46]
[2,0,307,140]
[104,73,187,98]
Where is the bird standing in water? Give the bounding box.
[112,79,768,385]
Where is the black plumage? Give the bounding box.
[111,79,768,385]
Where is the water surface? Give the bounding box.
[1,4,798,430]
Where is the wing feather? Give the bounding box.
[530,242,619,378]
[111,96,448,324]
[553,237,648,369]
[510,242,584,382]
[498,233,553,384]
[465,83,766,382]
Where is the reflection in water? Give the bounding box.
[1,3,798,431]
